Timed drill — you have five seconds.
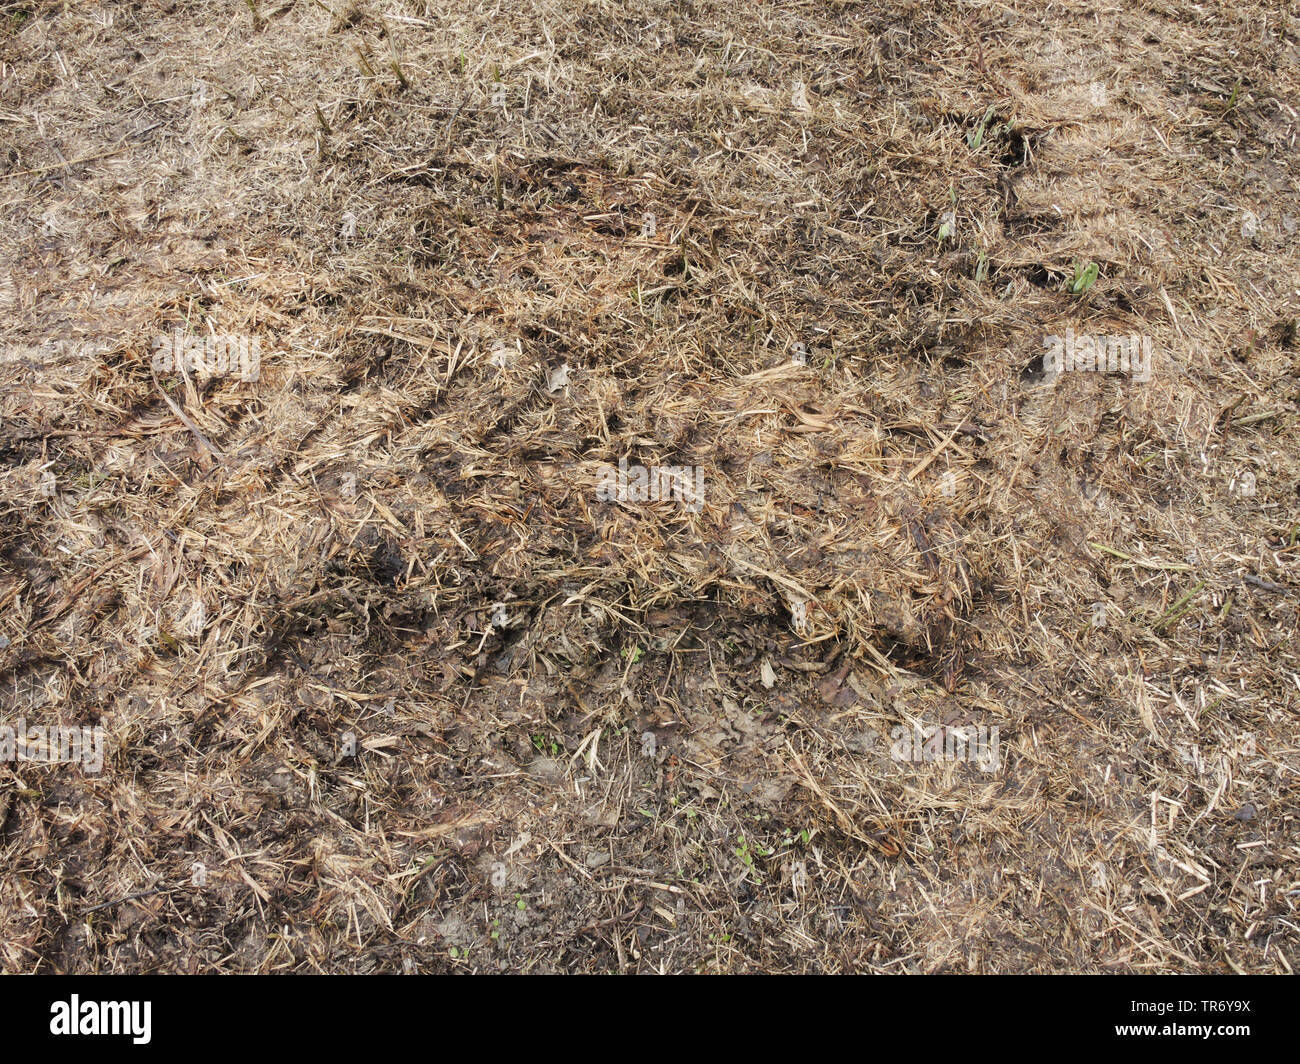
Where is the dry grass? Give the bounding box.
[0,0,1297,973]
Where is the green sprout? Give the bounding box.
[1225,77,1242,112]
[1068,260,1099,295]
[967,105,998,150]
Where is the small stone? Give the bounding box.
[547,363,571,394]
[527,757,563,781]
[846,730,881,756]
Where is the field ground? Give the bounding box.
[1,0,1298,972]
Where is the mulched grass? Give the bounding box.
[0,0,1296,972]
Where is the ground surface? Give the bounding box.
[0,0,1297,973]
